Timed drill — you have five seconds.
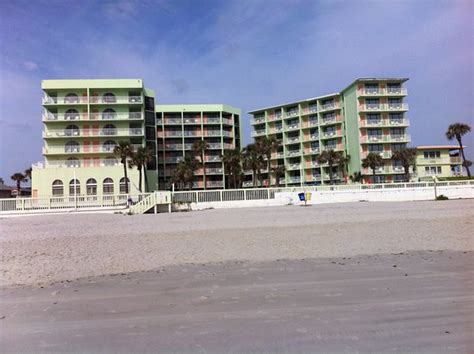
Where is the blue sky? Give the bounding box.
[0,0,473,181]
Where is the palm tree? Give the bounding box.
[362,153,384,183]
[171,155,198,190]
[222,149,243,189]
[129,147,153,193]
[24,167,32,182]
[243,143,265,187]
[256,136,281,187]
[391,148,417,182]
[11,172,27,197]
[193,140,209,189]
[271,165,286,187]
[114,141,134,194]
[446,123,471,177]
[349,171,363,184]
[337,153,350,182]
[316,149,340,185]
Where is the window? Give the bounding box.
[66,157,80,168]
[102,92,116,103]
[65,140,80,153]
[52,180,63,196]
[102,108,116,120]
[65,124,80,136]
[387,83,401,93]
[65,109,79,120]
[103,140,117,152]
[64,93,79,103]
[424,151,440,159]
[322,112,336,122]
[119,177,130,194]
[104,157,118,166]
[425,166,442,175]
[366,99,379,109]
[368,128,382,137]
[365,83,379,94]
[86,178,97,195]
[368,144,383,153]
[366,113,381,124]
[103,178,114,194]
[102,124,116,136]
[388,98,402,109]
[389,113,403,124]
[69,179,80,195]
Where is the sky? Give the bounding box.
[0,0,473,182]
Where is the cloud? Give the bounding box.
[24,61,38,71]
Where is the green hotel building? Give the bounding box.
[32,79,241,198]
[248,78,411,185]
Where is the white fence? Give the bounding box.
[170,180,474,204]
[0,194,149,214]
[1,180,473,215]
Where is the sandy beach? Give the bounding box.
[1,199,473,287]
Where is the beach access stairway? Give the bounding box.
[128,191,172,214]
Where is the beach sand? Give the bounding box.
[1,199,473,287]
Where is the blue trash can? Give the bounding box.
[298,192,305,202]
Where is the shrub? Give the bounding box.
[436,194,449,201]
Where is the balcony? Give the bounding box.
[286,150,301,157]
[206,181,224,188]
[285,136,300,144]
[309,174,322,182]
[359,118,410,128]
[205,168,223,175]
[361,151,392,159]
[42,112,144,122]
[164,118,182,125]
[163,143,183,150]
[319,116,343,126]
[285,110,299,118]
[286,124,300,131]
[323,173,343,180]
[89,96,143,104]
[321,144,344,152]
[303,119,319,128]
[320,131,341,139]
[287,176,301,184]
[184,118,201,124]
[164,131,184,138]
[300,107,318,115]
[304,147,320,155]
[42,128,143,138]
[204,155,222,162]
[183,131,201,137]
[251,129,266,137]
[36,158,122,169]
[165,156,184,164]
[288,163,301,171]
[360,134,411,143]
[251,116,266,124]
[204,117,221,124]
[204,130,222,137]
[319,102,341,112]
[359,103,409,112]
[267,113,283,121]
[357,88,407,96]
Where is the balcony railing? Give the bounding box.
[184,118,201,124]
[360,134,411,143]
[251,116,266,124]
[361,151,392,159]
[288,163,301,170]
[204,156,222,162]
[287,176,301,183]
[359,118,410,127]
[286,150,301,157]
[359,103,409,111]
[43,112,143,122]
[35,158,122,169]
[285,110,299,118]
[285,136,300,144]
[358,88,407,96]
[251,129,266,137]
[319,102,341,112]
[42,128,143,138]
[43,96,143,105]
[286,124,300,131]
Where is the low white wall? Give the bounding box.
[173,198,290,211]
[276,185,474,205]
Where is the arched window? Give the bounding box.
[52,180,63,196]
[102,124,116,136]
[102,108,116,120]
[66,157,80,168]
[64,93,79,103]
[65,140,80,153]
[69,179,80,195]
[104,156,119,166]
[102,92,116,103]
[103,178,114,194]
[103,140,117,152]
[65,108,79,120]
[86,178,97,195]
[119,177,130,194]
[65,124,80,137]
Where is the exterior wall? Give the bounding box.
[32,165,141,198]
[155,104,242,190]
[249,94,346,186]
[249,78,410,185]
[416,148,463,180]
[35,79,154,197]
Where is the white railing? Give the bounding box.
[43,112,143,121]
[360,103,409,111]
[34,159,121,169]
[43,96,143,105]
[0,193,149,213]
[129,191,171,214]
[358,88,407,96]
[3,180,474,214]
[43,128,143,138]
